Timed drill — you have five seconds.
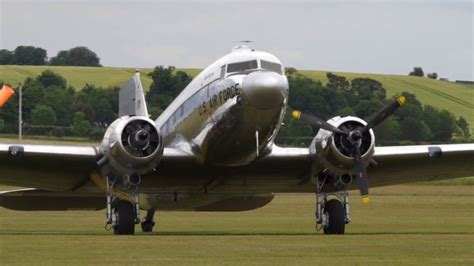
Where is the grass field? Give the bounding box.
[0,65,202,91]
[1,184,473,265]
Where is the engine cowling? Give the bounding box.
[311,116,375,175]
[100,116,163,177]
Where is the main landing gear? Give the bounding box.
[315,174,351,235]
[105,176,156,235]
[316,192,350,234]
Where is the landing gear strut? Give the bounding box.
[105,176,141,235]
[141,209,156,233]
[315,174,351,235]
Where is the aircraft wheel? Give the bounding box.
[114,200,135,235]
[323,199,345,235]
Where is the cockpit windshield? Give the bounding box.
[227,60,258,73]
[261,60,282,74]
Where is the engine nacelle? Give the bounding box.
[100,116,163,177]
[311,116,375,175]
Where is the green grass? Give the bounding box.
[0,65,201,91]
[422,176,474,186]
[1,65,473,132]
[0,185,473,265]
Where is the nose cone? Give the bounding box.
[242,71,288,109]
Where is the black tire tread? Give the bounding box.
[114,200,135,235]
[323,199,345,235]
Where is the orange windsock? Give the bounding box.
[0,85,15,107]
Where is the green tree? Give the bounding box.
[287,74,328,118]
[147,66,176,98]
[74,84,118,124]
[0,49,14,64]
[13,46,47,65]
[427,72,438,79]
[0,118,4,132]
[66,46,101,67]
[336,106,355,116]
[72,112,92,136]
[44,86,75,126]
[31,104,56,126]
[394,92,423,120]
[326,72,350,92]
[456,116,470,139]
[374,116,401,144]
[409,67,424,77]
[49,47,101,67]
[353,98,385,121]
[36,70,67,88]
[146,66,192,112]
[423,106,455,141]
[49,50,68,66]
[350,78,386,101]
[400,117,432,142]
[21,78,46,123]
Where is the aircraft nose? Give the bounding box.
[241,71,288,109]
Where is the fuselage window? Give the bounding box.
[227,60,258,73]
[261,60,282,74]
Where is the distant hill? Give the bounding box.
[1,65,472,131]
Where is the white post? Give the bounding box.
[18,84,22,141]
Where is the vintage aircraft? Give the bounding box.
[0,45,473,235]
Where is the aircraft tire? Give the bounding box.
[114,200,135,235]
[323,199,345,235]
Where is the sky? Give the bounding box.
[1,0,472,80]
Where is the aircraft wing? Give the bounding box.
[0,143,195,191]
[263,143,474,188]
[0,142,472,199]
[368,144,474,186]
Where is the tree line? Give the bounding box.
[277,71,470,145]
[0,68,470,145]
[0,46,101,67]
[409,66,438,80]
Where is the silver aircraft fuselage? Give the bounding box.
[155,45,289,166]
[135,46,291,210]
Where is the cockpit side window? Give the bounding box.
[227,60,258,73]
[261,60,282,74]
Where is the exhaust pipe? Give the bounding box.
[334,174,353,189]
[124,174,141,187]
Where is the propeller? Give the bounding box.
[291,95,406,203]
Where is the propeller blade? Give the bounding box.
[361,96,406,133]
[291,109,348,135]
[352,145,370,203]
